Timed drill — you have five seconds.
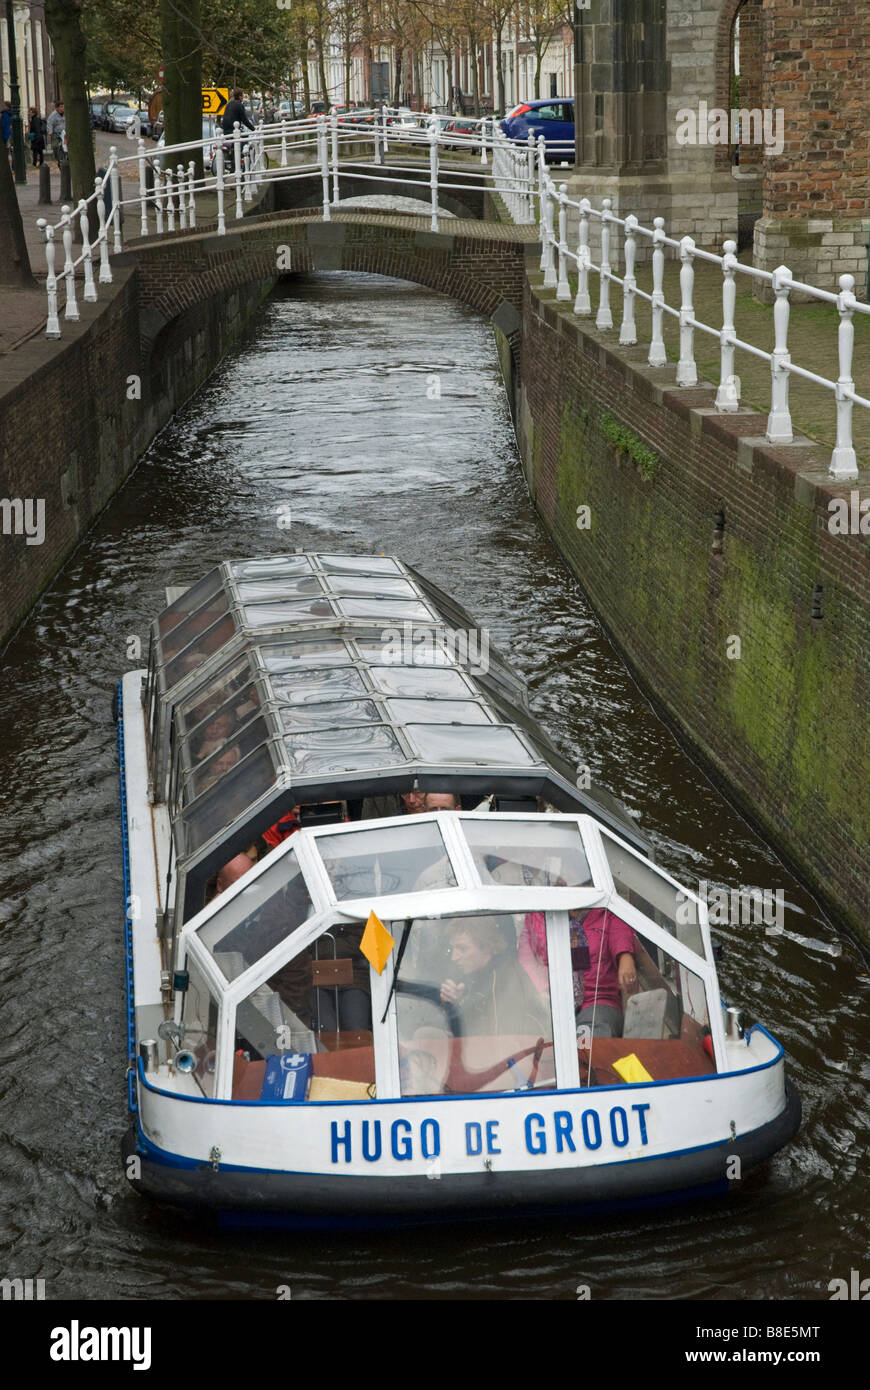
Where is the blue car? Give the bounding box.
[501,99,574,162]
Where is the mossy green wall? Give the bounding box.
[497,286,870,944]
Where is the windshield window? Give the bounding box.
[462,819,592,887]
[199,848,313,982]
[317,821,457,901]
[231,922,376,1101]
[600,831,706,959]
[395,913,556,1097]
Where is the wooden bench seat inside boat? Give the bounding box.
[579,1036,715,1087]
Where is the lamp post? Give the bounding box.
[4,0,27,183]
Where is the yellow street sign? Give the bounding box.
[202,88,229,117]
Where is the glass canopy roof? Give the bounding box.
[144,554,648,924]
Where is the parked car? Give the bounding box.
[107,101,138,133]
[442,117,481,153]
[89,97,111,128]
[387,107,420,131]
[121,109,152,139]
[501,98,574,162]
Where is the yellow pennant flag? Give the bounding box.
[360,910,395,975]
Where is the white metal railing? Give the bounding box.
[34,109,533,333]
[32,108,867,476]
[537,156,868,478]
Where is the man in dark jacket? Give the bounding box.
[221,90,254,135]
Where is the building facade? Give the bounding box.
[0,1,56,118]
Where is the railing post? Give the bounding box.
[215,132,226,235]
[830,274,859,477]
[649,216,667,367]
[248,122,260,195]
[526,134,535,223]
[153,164,164,236]
[331,109,340,205]
[538,136,547,270]
[676,235,698,386]
[137,137,148,237]
[715,239,740,411]
[619,213,638,345]
[61,206,79,321]
[78,198,97,302]
[36,219,61,338]
[109,147,122,253]
[766,263,793,442]
[543,177,557,288]
[557,184,571,300]
[177,164,187,230]
[243,133,253,202]
[188,158,196,229]
[233,121,244,219]
[165,166,175,232]
[574,196,591,315]
[480,116,489,166]
[596,198,613,330]
[94,175,112,282]
[280,120,288,168]
[429,118,439,232]
[373,107,382,165]
[318,114,331,220]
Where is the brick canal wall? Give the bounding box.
[0,255,278,650]
[497,274,870,945]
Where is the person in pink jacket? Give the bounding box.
[518,908,639,1037]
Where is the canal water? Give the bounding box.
[0,272,867,1300]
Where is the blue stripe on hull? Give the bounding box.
[122,1078,800,1230]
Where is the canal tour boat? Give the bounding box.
[117,552,800,1224]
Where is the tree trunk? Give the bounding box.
[43,0,95,205]
[393,48,402,106]
[160,0,203,179]
[496,30,505,114]
[316,37,328,106]
[0,140,33,285]
[534,46,542,99]
[302,59,311,112]
[468,34,480,115]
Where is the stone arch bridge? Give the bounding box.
[133,202,536,378]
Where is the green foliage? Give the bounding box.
[83,0,159,94]
[82,0,299,98]
[599,413,660,481]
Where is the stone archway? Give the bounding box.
[713,0,764,174]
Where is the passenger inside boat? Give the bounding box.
[395,912,556,1096]
[440,919,550,1036]
[519,906,640,1038]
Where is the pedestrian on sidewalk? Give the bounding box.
[28,108,46,166]
[46,100,66,164]
[1,102,11,163]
